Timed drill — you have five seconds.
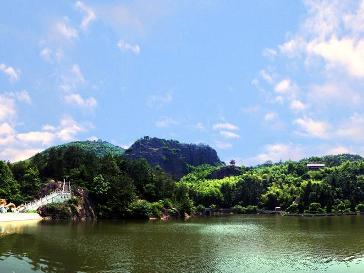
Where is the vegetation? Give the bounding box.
[2,138,364,219]
[177,155,364,214]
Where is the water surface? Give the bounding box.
[1,215,364,273]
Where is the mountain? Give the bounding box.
[30,140,125,161]
[124,136,222,179]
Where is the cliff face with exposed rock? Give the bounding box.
[124,137,222,179]
[38,187,96,221]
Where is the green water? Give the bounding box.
[1,215,364,273]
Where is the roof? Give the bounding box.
[306,163,325,167]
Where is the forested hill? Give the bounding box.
[31,140,125,160]
[124,136,222,179]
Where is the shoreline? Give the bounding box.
[0,213,43,222]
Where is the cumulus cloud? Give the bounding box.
[336,113,364,142]
[294,117,330,139]
[264,112,278,122]
[0,95,16,121]
[117,40,140,55]
[290,100,306,112]
[212,122,239,131]
[64,93,97,109]
[246,143,304,165]
[0,116,88,162]
[55,20,78,40]
[274,79,293,94]
[0,63,20,82]
[219,130,240,139]
[76,1,96,30]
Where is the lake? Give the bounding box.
[1,215,364,273]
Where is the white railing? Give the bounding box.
[19,181,72,212]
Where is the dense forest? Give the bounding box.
[1,139,364,219]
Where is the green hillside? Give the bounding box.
[31,140,125,160]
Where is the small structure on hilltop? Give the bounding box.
[307,163,325,170]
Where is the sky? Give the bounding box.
[1,0,364,165]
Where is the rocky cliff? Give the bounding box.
[124,137,222,179]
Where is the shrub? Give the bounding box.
[307,202,325,214]
[286,203,299,214]
[355,203,364,213]
[195,204,205,213]
[244,205,257,214]
[232,205,244,214]
[128,199,153,219]
[232,205,257,214]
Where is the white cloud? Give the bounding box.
[71,64,85,84]
[0,63,20,82]
[40,47,52,61]
[155,117,178,128]
[87,136,99,141]
[259,69,273,83]
[264,112,278,122]
[246,143,304,165]
[64,93,97,109]
[40,47,63,62]
[290,100,306,112]
[13,90,31,104]
[262,48,277,59]
[294,117,329,139]
[219,130,240,139]
[274,79,293,93]
[212,122,239,131]
[0,116,88,162]
[17,131,55,145]
[55,20,78,40]
[0,95,16,121]
[76,1,96,30]
[336,113,364,142]
[117,40,140,55]
[57,116,85,141]
[0,122,15,145]
[0,148,42,162]
[327,145,351,155]
[42,124,56,131]
[307,36,364,78]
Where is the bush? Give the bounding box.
[232,205,244,214]
[307,202,325,214]
[333,200,351,213]
[355,203,364,212]
[195,204,205,213]
[232,205,257,214]
[128,199,154,219]
[286,203,299,214]
[244,205,257,214]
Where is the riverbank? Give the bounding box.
[0,213,42,222]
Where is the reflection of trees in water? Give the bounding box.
[0,221,107,273]
[1,217,364,273]
[257,215,364,262]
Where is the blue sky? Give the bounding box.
[1,0,364,165]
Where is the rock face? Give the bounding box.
[38,187,96,221]
[124,137,222,179]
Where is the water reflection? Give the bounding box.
[1,216,364,273]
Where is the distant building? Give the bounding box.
[306,163,325,170]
